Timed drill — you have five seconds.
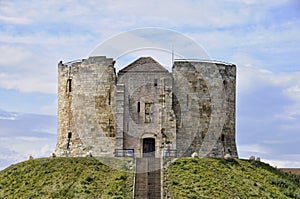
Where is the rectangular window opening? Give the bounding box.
[108,91,111,105]
[145,103,153,123]
[67,132,72,149]
[187,94,189,107]
[154,79,158,86]
[66,79,72,92]
[221,134,225,142]
[109,119,113,133]
[137,102,140,113]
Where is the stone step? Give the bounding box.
[134,158,161,199]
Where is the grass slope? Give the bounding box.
[164,158,300,199]
[1,157,300,199]
[0,157,133,199]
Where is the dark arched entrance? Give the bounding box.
[143,138,155,157]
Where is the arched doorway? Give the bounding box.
[143,138,155,157]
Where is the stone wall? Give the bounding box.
[55,56,116,157]
[116,57,176,158]
[55,56,238,159]
[172,61,238,158]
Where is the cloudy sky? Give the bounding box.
[0,0,300,169]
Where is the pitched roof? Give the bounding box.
[119,57,168,73]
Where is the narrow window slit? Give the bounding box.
[187,94,189,107]
[67,132,72,149]
[66,79,72,92]
[145,103,153,123]
[137,102,140,113]
[221,134,225,142]
[109,119,113,133]
[108,91,111,105]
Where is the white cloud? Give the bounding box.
[0,45,32,66]
[0,16,32,25]
[0,0,290,32]
[187,15,300,60]
[0,0,299,95]
[40,99,58,115]
[225,0,289,5]
[236,64,300,119]
[15,136,51,142]
[0,33,92,46]
[281,86,300,118]
[240,68,300,92]
[0,111,20,121]
[239,144,270,155]
[241,22,300,53]
[283,86,300,101]
[0,72,57,93]
[0,1,84,25]
[263,158,300,168]
[92,28,210,71]
[239,143,300,168]
[0,139,56,170]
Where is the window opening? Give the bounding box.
[145,103,153,123]
[187,94,189,107]
[66,79,72,92]
[221,134,225,142]
[67,132,72,149]
[154,79,158,86]
[109,119,113,133]
[137,102,140,113]
[108,91,111,105]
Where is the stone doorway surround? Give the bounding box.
[141,133,160,158]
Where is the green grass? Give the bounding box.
[163,158,300,199]
[0,157,133,199]
[1,157,300,199]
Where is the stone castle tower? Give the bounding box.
[55,56,238,158]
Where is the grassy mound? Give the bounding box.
[1,157,299,199]
[164,158,300,199]
[0,157,133,199]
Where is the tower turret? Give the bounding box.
[55,56,116,157]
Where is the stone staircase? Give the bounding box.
[134,158,161,199]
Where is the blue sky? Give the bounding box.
[0,0,300,169]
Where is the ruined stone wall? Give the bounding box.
[56,61,77,156]
[216,63,237,157]
[172,62,212,157]
[173,61,238,158]
[55,56,238,159]
[55,56,116,157]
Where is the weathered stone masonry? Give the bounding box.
[56,57,116,156]
[55,56,238,158]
